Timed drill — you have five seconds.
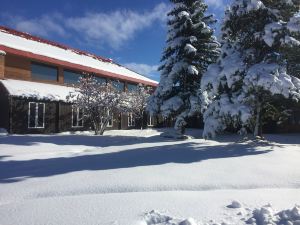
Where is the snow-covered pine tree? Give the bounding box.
[147,0,220,135]
[201,0,300,139]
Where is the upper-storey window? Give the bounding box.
[127,83,137,92]
[64,70,82,85]
[112,80,125,92]
[93,75,107,85]
[31,62,58,81]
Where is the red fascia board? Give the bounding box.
[0,45,158,87]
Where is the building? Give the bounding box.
[0,26,158,134]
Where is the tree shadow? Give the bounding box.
[0,141,272,183]
[0,133,173,148]
[264,133,300,145]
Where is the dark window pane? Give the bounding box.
[112,81,124,91]
[127,84,137,92]
[31,63,58,81]
[29,103,36,128]
[37,104,44,127]
[78,109,83,127]
[72,108,77,127]
[94,76,107,85]
[64,70,82,84]
[107,111,113,126]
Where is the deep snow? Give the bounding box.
[0,129,299,225]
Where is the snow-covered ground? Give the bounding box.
[0,129,299,225]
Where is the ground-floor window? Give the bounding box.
[107,111,113,127]
[148,115,154,127]
[128,112,135,127]
[72,106,84,127]
[28,102,45,128]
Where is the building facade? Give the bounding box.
[0,26,157,134]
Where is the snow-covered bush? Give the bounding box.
[148,0,220,135]
[68,76,123,135]
[201,0,300,139]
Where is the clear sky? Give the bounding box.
[0,0,230,81]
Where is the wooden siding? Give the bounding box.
[58,67,64,84]
[0,54,4,79]
[10,98,57,134]
[3,53,146,90]
[58,102,90,132]
[0,82,9,131]
[1,46,157,87]
[4,54,31,80]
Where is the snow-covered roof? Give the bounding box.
[0,79,76,102]
[0,26,158,86]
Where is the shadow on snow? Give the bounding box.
[0,135,272,183]
[0,134,171,147]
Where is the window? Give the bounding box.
[72,106,84,127]
[28,102,45,128]
[127,83,137,92]
[107,111,113,127]
[64,70,82,85]
[31,62,58,81]
[112,80,125,92]
[148,115,154,127]
[128,113,135,127]
[94,75,107,85]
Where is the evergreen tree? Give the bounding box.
[148,0,220,135]
[201,0,300,139]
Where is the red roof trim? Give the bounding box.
[0,26,112,63]
[0,45,158,87]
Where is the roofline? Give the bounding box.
[0,25,112,63]
[0,45,158,87]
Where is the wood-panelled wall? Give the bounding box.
[5,54,31,80]
[0,54,5,79]
[3,53,135,89]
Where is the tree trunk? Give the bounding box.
[94,122,100,135]
[99,119,109,135]
[140,111,144,130]
[180,126,186,135]
[254,100,263,138]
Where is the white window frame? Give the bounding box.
[28,102,45,129]
[148,115,154,127]
[71,106,84,128]
[107,110,113,127]
[128,112,135,127]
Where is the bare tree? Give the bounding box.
[122,84,152,129]
[68,76,122,135]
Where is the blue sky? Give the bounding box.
[0,0,230,81]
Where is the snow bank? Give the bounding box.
[144,204,300,225]
[247,205,300,225]
[0,128,8,136]
[0,79,76,102]
[144,211,197,225]
[227,200,242,208]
